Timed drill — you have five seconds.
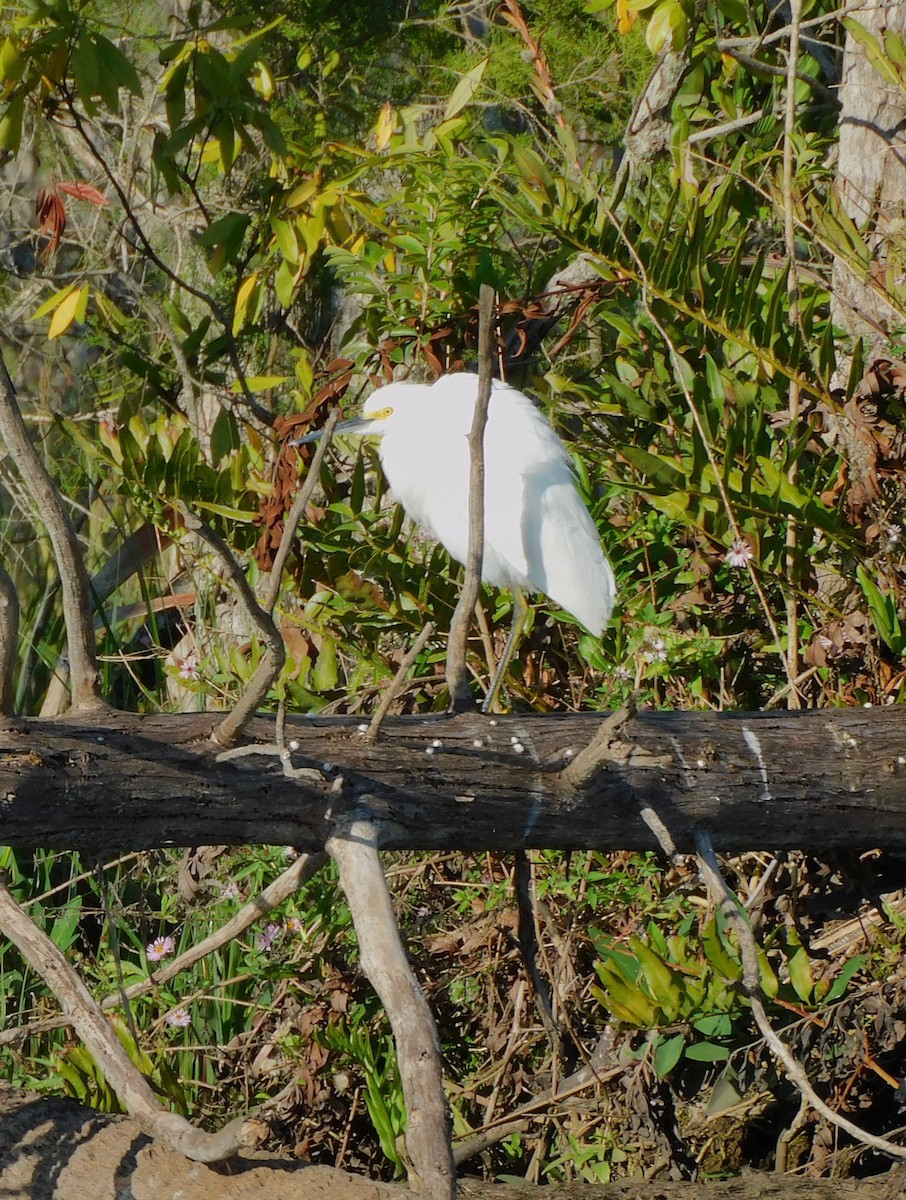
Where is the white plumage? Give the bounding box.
[349,373,615,635]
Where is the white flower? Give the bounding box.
[147,935,175,962]
[644,638,668,663]
[176,652,200,681]
[724,538,754,569]
[167,1007,191,1028]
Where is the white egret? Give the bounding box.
[305,372,616,709]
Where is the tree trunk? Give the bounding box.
[2,706,906,853]
[832,1,906,337]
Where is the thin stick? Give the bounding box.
[365,620,436,744]
[782,0,803,708]
[695,831,906,1162]
[0,879,259,1162]
[514,850,559,1043]
[0,558,18,716]
[446,283,495,712]
[327,815,455,1197]
[0,348,102,709]
[178,506,286,747]
[262,408,341,615]
[453,1035,622,1164]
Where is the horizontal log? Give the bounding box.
[1,706,905,854]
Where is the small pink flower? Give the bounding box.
[219,881,241,900]
[147,935,176,962]
[167,1007,191,1028]
[724,538,754,569]
[176,653,200,681]
[283,917,303,934]
[256,923,281,951]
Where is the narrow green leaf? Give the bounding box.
[443,58,487,121]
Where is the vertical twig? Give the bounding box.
[782,0,803,707]
[514,851,559,1044]
[327,816,455,1198]
[177,506,285,747]
[446,284,496,712]
[0,559,18,717]
[0,349,102,709]
[365,620,436,744]
[262,408,341,615]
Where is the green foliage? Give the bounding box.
[3,0,906,1182]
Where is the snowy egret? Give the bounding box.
[303,372,616,709]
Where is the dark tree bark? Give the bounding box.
[2,706,906,854]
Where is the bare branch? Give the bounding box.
[514,850,558,1043]
[446,283,495,712]
[0,348,102,710]
[327,815,455,1198]
[0,879,261,1162]
[718,46,839,105]
[557,694,640,789]
[695,831,906,1163]
[364,620,436,744]
[177,505,285,747]
[782,0,803,706]
[262,408,341,614]
[0,558,18,717]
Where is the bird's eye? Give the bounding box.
[372,406,394,420]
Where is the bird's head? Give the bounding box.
[294,383,418,445]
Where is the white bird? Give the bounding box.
[308,372,616,709]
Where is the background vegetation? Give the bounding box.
[1,0,905,1183]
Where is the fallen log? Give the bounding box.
[0,705,903,853]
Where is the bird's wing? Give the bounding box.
[528,466,616,635]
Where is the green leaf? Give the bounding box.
[693,1013,733,1038]
[788,944,814,1004]
[857,564,905,654]
[631,937,684,1016]
[824,954,866,1004]
[684,1041,730,1062]
[231,374,290,393]
[443,58,487,121]
[312,637,338,691]
[701,918,741,981]
[653,1032,685,1077]
[707,1073,742,1115]
[210,408,240,465]
[842,19,901,87]
[0,94,24,153]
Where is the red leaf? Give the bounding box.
[58,180,109,206]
